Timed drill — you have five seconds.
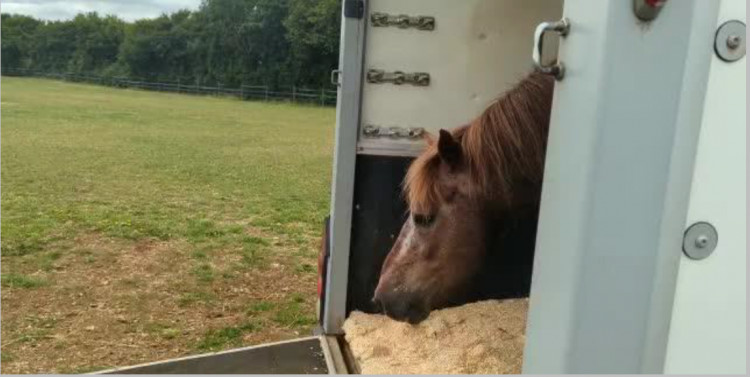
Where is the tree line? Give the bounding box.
[1,0,341,89]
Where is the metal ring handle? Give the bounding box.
[330,69,341,86]
[533,18,570,80]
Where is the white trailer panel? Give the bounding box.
[663,0,747,373]
[358,0,562,156]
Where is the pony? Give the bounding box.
[373,71,555,324]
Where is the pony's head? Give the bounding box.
[373,72,554,324]
[373,128,486,324]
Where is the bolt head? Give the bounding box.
[727,35,742,49]
[695,235,709,249]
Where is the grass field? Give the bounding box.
[0,77,335,373]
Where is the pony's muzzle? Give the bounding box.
[373,289,429,325]
[371,296,383,312]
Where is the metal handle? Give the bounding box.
[330,69,341,86]
[533,18,570,80]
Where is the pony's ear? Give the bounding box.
[437,129,462,167]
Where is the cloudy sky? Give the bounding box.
[1,0,203,21]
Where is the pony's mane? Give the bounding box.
[405,72,554,213]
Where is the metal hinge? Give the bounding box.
[362,125,425,139]
[370,12,435,30]
[344,0,364,19]
[366,69,430,86]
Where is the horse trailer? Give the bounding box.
[321,0,745,374]
[97,0,745,374]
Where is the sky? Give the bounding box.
[1,0,203,21]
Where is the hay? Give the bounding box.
[342,299,528,374]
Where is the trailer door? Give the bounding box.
[523,0,744,373]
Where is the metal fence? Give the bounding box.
[1,68,339,106]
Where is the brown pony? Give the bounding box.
[373,72,554,324]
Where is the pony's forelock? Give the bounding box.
[404,145,441,214]
[403,71,554,211]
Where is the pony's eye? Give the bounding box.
[413,214,436,227]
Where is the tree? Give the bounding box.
[1,0,342,88]
[284,0,340,87]
[1,14,42,71]
[119,14,192,81]
[68,13,125,74]
[30,20,78,72]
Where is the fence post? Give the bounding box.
[292,86,296,103]
[264,86,269,101]
[321,88,325,106]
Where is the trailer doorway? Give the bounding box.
[322,0,745,374]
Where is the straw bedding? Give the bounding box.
[342,299,528,374]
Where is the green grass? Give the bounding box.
[191,250,208,260]
[1,77,334,260]
[1,273,47,288]
[273,294,316,328]
[294,262,315,274]
[191,263,215,283]
[1,352,16,363]
[144,322,181,340]
[196,322,260,351]
[0,77,334,372]
[1,77,333,283]
[240,236,269,266]
[247,300,275,315]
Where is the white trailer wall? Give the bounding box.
[663,0,747,373]
[358,0,563,156]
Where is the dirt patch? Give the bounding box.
[1,231,317,374]
[343,299,528,374]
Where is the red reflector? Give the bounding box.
[645,0,666,7]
